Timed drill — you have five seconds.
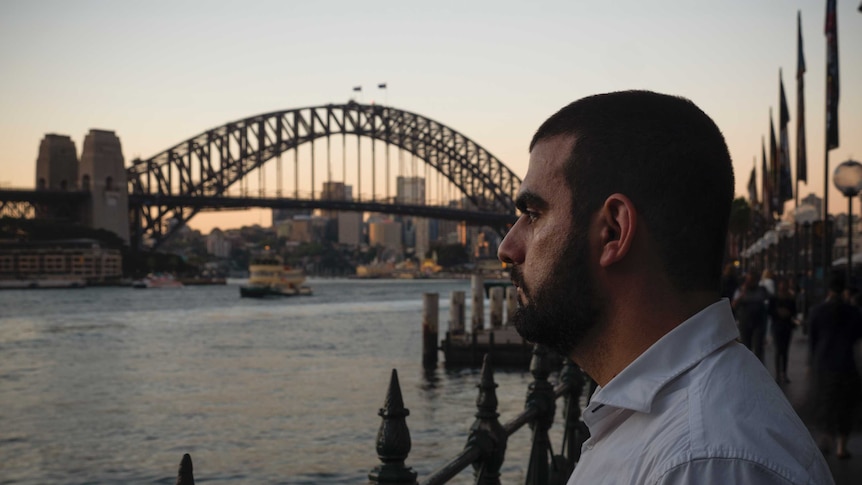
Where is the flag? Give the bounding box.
[778,71,793,205]
[353,86,362,92]
[762,137,770,218]
[769,112,779,215]
[825,0,839,149]
[748,160,758,207]
[378,83,387,89]
[796,10,808,183]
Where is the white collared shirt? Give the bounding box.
[567,299,833,485]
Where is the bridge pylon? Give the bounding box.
[79,129,130,244]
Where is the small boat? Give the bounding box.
[132,274,184,289]
[239,254,312,298]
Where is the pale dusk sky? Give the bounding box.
[1,0,860,233]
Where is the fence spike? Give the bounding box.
[176,453,194,485]
[468,354,507,484]
[369,369,418,484]
[557,359,586,478]
[525,344,556,485]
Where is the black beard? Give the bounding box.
[510,232,602,358]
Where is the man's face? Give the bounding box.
[497,135,603,357]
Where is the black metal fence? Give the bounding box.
[169,345,590,485]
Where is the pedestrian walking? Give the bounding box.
[808,274,862,459]
[733,271,769,362]
[770,277,797,383]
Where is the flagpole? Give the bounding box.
[823,147,830,291]
[823,0,839,294]
[794,176,799,289]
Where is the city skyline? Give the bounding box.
[2,0,861,234]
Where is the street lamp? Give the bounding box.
[832,159,862,287]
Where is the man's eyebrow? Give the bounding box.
[515,191,548,212]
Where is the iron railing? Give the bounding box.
[168,344,590,485]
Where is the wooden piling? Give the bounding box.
[422,293,439,369]
[471,274,484,332]
[489,286,504,329]
[449,290,465,335]
[505,286,517,326]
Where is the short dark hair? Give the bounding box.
[530,91,734,292]
[829,273,846,294]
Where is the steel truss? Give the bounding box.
[127,103,521,248]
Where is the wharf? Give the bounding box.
[441,326,536,368]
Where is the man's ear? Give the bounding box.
[598,193,636,268]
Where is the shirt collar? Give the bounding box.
[587,299,739,415]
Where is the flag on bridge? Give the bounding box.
[796,10,808,184]
[353,86,362,92]
[778,71,793,206]
[825,0,839,149]
[378,83,387,89]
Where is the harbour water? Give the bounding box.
[0,279,565,484]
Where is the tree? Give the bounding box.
[430,242,469,268]
[728,197,752,261]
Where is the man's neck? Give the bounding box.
[571,288,718,387]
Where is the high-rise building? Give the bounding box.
[272,207,311,226]
[396,176,425,204]
[338,211,362,246]
[396,176,429,259]
[368,219,403,254]
[320,181,347,220]
[319,181,362,245]
[206,228,232,258]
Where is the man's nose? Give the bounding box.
[497,222,524,265]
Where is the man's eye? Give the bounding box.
[521,210,539,222]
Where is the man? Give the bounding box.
[732,270,769,361]
[808,275,862,460]
[498,91,832,484]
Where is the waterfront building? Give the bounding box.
[0,239,122,285]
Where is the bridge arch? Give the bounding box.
[127,102,521,247]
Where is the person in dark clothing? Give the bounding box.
[732,271,769,362]
[808,274,862,459]
[720,263,739,301]
[769,277,797,383]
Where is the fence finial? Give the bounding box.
[525,344,556,485]
[369,369,418,484]
[176,453,194,485]
[469,354,507,484]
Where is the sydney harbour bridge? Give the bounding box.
[0,102,522,250]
